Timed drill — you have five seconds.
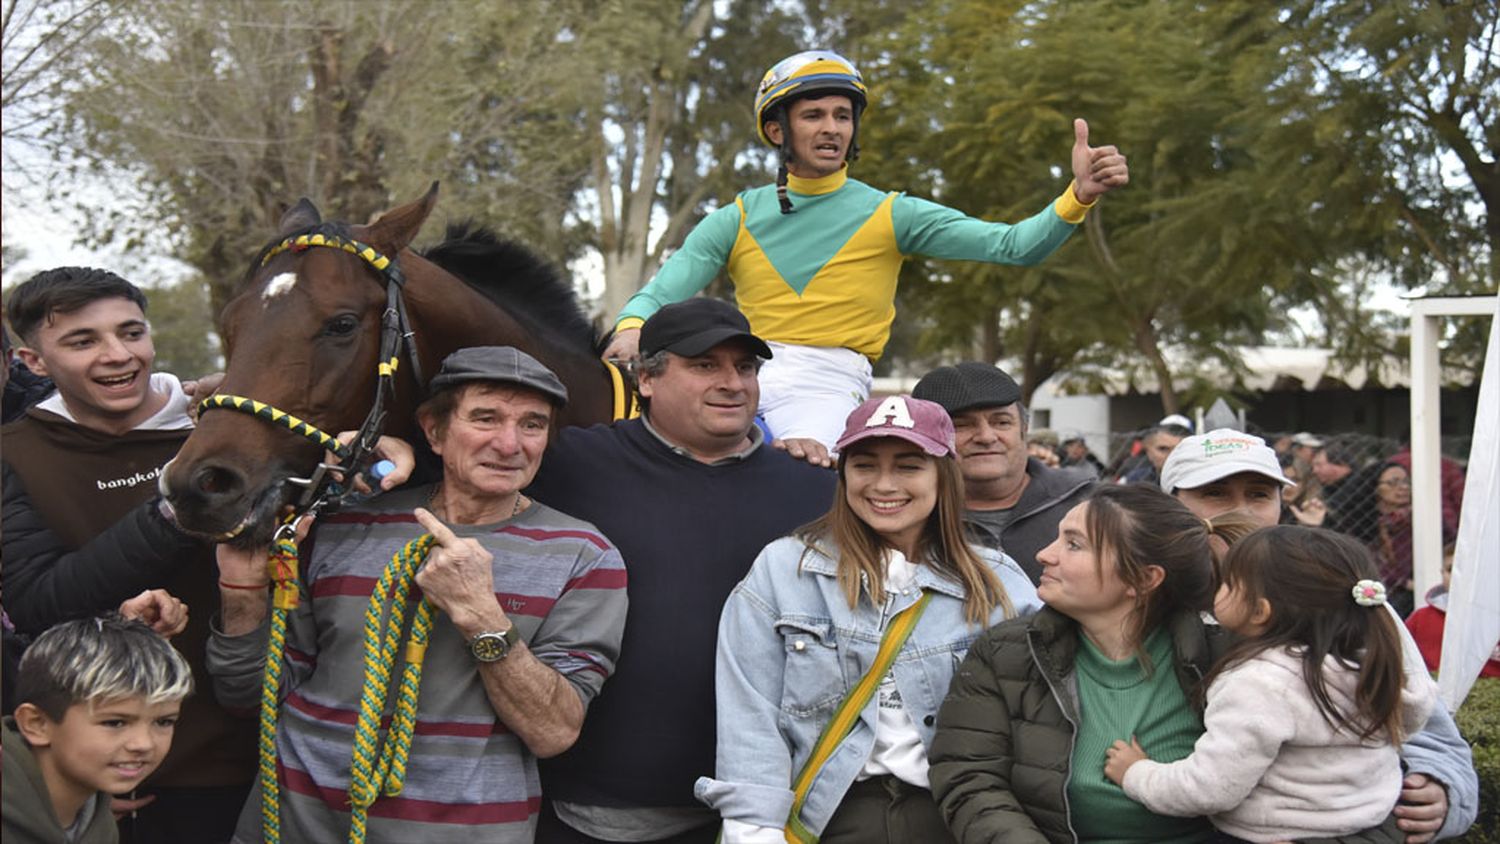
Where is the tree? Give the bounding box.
[144,278,221,378]
[1287,0,1496,290]
[1,0,107,157]
[577,0,805,320]
[47,0,594,319]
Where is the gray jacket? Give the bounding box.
[964,458,1093,584]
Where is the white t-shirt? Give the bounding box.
[37,372,194,430]
[858,549,929,788]
[723,550,931,844]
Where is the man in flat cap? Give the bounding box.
[912,361,1093,583]
[209,346,628,844]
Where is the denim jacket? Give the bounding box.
[694,535,1041,837]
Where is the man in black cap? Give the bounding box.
[527,298,836,843]
[912,361,1093,583]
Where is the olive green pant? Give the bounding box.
[819,775,956,844]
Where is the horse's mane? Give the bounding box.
[420,223,598,354]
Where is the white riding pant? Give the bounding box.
[757,342,873,451]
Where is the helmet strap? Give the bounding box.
[848,110,861,162]
[776,160,796,215]
[773,110,796,215]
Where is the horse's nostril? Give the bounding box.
[194,464,245,497]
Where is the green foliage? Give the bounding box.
[47,0,599,320]
[8,0,1491,392]
[834,0,1495,408]
[143,278,221,378]
[843,0,1336,407]
[1455,677,1500,843]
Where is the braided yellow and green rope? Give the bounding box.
[258,528,304,844]
[347,534,435,844]
[257,531,435,844]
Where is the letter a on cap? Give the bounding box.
[865,395,915,429]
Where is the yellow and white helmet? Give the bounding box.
[754,50,868,148]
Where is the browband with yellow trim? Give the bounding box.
[261,232,405,286]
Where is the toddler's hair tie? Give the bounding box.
[1352,579,1387,607]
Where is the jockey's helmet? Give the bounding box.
[754,50,868,149]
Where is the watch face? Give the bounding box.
[470,633,511,662]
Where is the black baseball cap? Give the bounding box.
[912,362,1022,415]
[429,346,569,406]
[639,299,772,359]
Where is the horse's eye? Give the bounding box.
[322,314,360,337]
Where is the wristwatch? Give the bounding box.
[467,626,520,663]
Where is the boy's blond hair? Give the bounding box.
[16,615,192,720]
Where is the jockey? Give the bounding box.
[602,49,1129,453]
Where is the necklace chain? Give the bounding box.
[426,484,525,523]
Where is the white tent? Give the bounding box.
[1437,296,1500,710]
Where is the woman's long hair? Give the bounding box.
[1203,526,1409,742]
[1082,485,1258,665]
[797,446,1013,626]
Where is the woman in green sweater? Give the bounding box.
[928,484,1254,843]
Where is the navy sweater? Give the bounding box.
[528,419,836,807]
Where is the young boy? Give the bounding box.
[2,616,193,843]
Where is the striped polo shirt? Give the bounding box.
[229,485,627,844]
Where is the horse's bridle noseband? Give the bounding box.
[198,230,426,516]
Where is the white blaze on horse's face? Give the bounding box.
[261,272,298,302]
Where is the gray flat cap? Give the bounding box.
[428,346,569,406]
[912,361,1022,415]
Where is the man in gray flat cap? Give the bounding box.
[912,361,1093,583]
[209,346,628,844]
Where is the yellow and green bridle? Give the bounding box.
[198,229,425,502]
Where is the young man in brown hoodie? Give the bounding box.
[3,267,256,842]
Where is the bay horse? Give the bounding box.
[162,184,621,546]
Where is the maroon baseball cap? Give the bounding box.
[835,395,956,457]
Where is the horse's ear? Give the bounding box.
[278,198,322,235]
[361,182,440,256]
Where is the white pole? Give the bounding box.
[1408,296,1497,609]
[1409,305,1444,605]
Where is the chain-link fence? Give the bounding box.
[1021,424,1470,619]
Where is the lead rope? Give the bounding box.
[259,521,305,844]
[258,528,436,844]
[347,533,435,843]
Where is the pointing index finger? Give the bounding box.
[413,507,459,545]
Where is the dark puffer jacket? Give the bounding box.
[928,607,1223,844]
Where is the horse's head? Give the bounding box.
[163,185,438,545]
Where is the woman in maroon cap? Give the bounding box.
[695,394,1039,843]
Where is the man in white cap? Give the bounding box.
[1158,428,1294,527]
[1161,429,1478,844]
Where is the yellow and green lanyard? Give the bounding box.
[784,591,933,844]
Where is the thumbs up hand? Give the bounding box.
[1071,118,1129,204]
